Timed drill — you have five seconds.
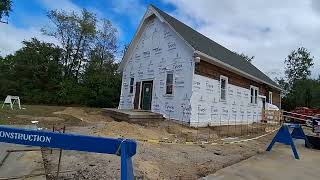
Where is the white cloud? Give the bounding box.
[0,0,81,56]
[108,0,146,56]
[38,0,81,12]
[312,0,320,14]
[162,0,320,79]
[110,0,145,25]
[0,23,57,56]
[0,0,112,57]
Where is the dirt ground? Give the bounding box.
[0,105,279,179]
[42,132,271,180]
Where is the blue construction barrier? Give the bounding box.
[266,123,309,159]
[0,126,137,180]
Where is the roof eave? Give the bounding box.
[194,50,282,91]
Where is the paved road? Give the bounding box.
[203,140,320,180]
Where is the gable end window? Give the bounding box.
[250,86,259,104]
[166,72,174,95]
[129,78,134,94]
[220,76,228,101]
[268,91,273,104]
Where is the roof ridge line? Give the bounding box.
[150,4,279,89]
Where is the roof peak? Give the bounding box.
[149,5,279,89]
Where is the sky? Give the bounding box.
[1,0,320,80]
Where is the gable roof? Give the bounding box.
[150,5,280,89]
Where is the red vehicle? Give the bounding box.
[284,107,320,127]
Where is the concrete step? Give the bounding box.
[103,108,164,122]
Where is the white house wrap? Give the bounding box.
[118,5,281,127]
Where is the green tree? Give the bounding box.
[0,0,12,23]
[277,47,318,110]
[1,8,121,107]
[284,47,314,86]
[42,9,97,79]
[83,57,121,107]
[288,79,320,108]
[0,54,16,97]
[82,19,121,107]
[4,38,63,103]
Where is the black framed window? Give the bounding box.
[250,86,258,104]
[166,72,173,95]
[268,91,272,104]
[220,76,228,101]
[129,78,134,94]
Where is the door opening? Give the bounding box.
[140,81,153,110]
[133,82,141,109]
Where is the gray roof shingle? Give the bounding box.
[151,5,280,89]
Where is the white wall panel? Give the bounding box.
[190,74,263,127]
[119,15,264,127]
[119,16,194,123]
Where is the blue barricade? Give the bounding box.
[0,126,137,179]
[266,123,309,159]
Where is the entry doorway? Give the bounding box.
[140,81,153,110]
[133,82,141,109]
[260,96,266,110]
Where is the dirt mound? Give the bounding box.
[53,107,197,141]
[16,115,64,122]
[54,107,113,123]
[99,120,170,140]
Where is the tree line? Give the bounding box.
[0,9,122,107]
